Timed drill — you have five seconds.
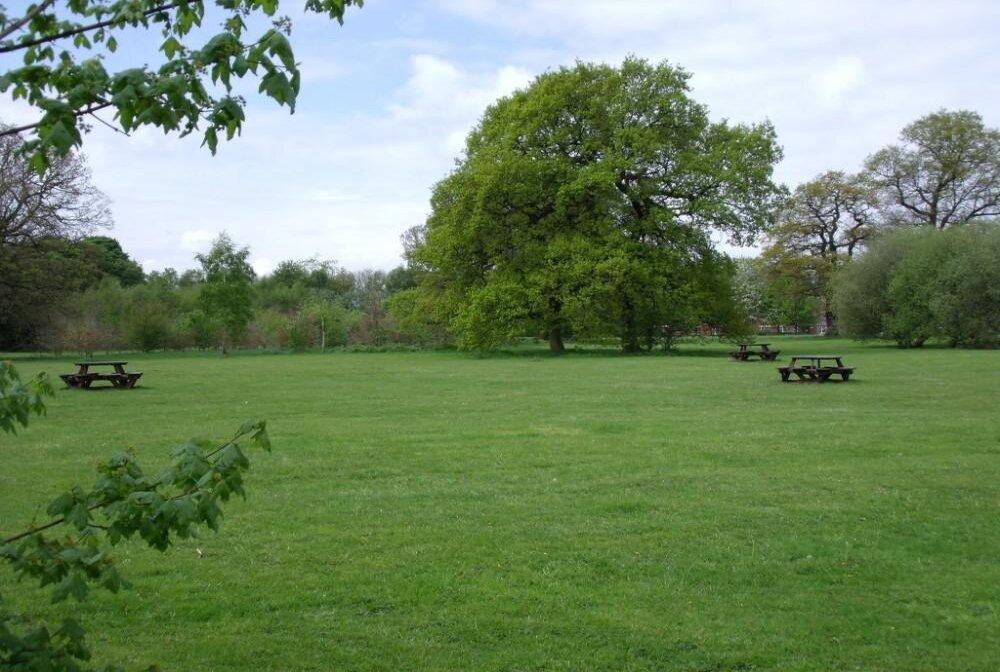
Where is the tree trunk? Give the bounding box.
[644,324,655,351]
[621,301,640,353]
[546,297,566,354]
[548,326,565,354]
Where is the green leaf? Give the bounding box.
[67,502,90,530]
[232,55,249,77]
[161,36,183,59]
[30,149,48,175]
[47,491,75,517]
[44,119,78,155]
[236,418,261,438]
[202,126,218,153]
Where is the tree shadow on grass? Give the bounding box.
[775,378,867,385]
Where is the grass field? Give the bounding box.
[1,337,998,671]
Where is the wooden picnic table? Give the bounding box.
[729,342,780,361]
[778,355,854,382]
[61,361,142,389]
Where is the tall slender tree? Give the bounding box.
[196,232,255,353]
[762,171,877,332]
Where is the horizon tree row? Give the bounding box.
[3,64,997,354]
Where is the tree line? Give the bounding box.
[3,59,998,355]
[1,232,423,353]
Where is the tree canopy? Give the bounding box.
[865,110,1000,228]
[0,129,116,346]
[81,235,144,286]
[413,58,783,352]
[768,171,876,261]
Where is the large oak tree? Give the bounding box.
[414,58,784,352]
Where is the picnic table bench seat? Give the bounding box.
[778,355,854,382]
[60,371,143,389]
[777,365,854,382]
[729,343,780,361]
[60,361,142,389]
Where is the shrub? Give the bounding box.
[348,309,398,347]
[185,309,224,349]
[51,313,116,354]
[247,308,288,349]
[125,301,172,351]
[927,226,1000,347]
[834,223,999,347]
[385,288,451,347]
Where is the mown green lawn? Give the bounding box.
[2,337,998,671]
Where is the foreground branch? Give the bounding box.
[0,0,57,42]
[0,1,183,54]
[1,435,242,545]
[0,102,114,138]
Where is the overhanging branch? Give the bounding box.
[0,0,57,42]
[0,102,114,138]
[0,1,183,54]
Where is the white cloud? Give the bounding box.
[251,256,275,276]
[391,54,533,124]
[179,229,216,252]
[304,188,358,203]
[387,54,533,159]
[445,128,467,156]
[391,54,464,119]
[78,52,536,273]
[433,0,998,188]
[811,56,866,107]
[435,0,720,39]
[0,98,37,126]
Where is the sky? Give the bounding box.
[3,0,999,274]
